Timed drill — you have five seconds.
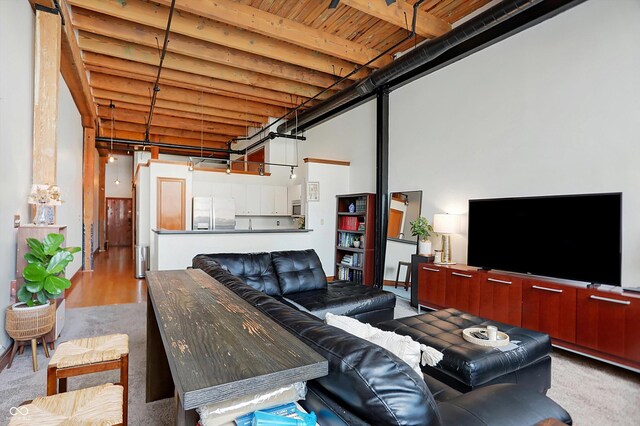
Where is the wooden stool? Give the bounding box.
[9,383,123,425]
[47,334,129,425]
[394,261,411,290]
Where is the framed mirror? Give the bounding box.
[387,191,422,244]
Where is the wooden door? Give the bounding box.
[576,289,640,361]
[157,177,185,230]
[417,264,446,308]
[479,273,523,326]
[522,280,577,343]
[387,208,403,238]
[445,270,480,315]
[107,198,132,247]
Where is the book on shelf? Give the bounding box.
[338,233,363,248]
[355,197,366,213]
[339,216,359,230]
[337,265,363,283]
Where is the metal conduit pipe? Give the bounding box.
[95,137,244,155]
[277,0,542,134]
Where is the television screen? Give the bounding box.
[467,193,622,285]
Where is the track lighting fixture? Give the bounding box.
[188,160,194,171]
[226,161,231,174]
[258,163,264,176]
[289,166,296,180]
[108,154,115,163]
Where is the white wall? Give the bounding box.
[300,0,640,287]
[56,76,83,276]
[105,154,133,198]
[0,1,83,350]
[0,0,35,351]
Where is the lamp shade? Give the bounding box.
[433,213,460,234]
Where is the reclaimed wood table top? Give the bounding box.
[146,269,328,411]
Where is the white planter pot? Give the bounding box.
[12,300,50,311]
[418,239,432,256]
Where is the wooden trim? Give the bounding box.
[194,168,271,177]
[0,344,14,373]
[157,177,186,230]
[303,158,351,166]
[83,127,96,271]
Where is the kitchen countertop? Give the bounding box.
[152,228,313,234]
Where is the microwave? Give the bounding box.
[291,200,302,216]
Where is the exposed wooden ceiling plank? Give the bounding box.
[83,53,310,108]
[339,0,451,38]
[71,8,357,88]
[68,0,365,76]
[89,73,287,118]
[78,31,328,100]
[95,98,261,128]
[102,120,231,143]
[92,89,267,126]
[154,0,392,67]
[97,106,247,136]
[101,129,227,150]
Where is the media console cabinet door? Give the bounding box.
[418,264,446,308]
[445,270,480,315]
[577,290,640,362]
[157,177,185,230]
[522,280,577,343]
[479,273,523,327]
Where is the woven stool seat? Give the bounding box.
[49,334,128,369]
[9,383,123,426]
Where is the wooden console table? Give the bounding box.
[146,269,328,425]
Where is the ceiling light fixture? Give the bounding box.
[108,100,116,163]
[114,178,120,185]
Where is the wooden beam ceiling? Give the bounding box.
[154,0,393,67]
[71,8,355,89]
[100,120,232,143]
[68,0,366,77]
[83,53,306,108]
[338,0,451,39]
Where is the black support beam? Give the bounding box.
[374,89,390,289]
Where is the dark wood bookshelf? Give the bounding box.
[335,193,375,286]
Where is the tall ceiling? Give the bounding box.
[51,0,494,156]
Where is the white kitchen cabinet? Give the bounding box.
[274,186,288,215]
[246,185,261,215]
[210,182,232,199]
[231,184,247,215]
[287,184,302,205]
[260,186,276,215]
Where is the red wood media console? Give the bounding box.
[417,263,640,371]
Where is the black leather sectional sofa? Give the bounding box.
[193,249,396,325]
[193,249,571,425]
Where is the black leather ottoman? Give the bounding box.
[378,308,552,394]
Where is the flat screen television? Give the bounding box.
[467,193,622,286]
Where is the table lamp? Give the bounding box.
[433,213,460,264]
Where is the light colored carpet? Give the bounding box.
[1,299,638,425]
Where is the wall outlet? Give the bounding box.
[276,220,280,226]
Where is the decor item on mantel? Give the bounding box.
[28,184,62,225]
[410,216,433,256]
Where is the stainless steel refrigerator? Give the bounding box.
[192,197,212,230]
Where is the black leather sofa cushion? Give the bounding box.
[271,249,327,295]
[193,253,282,296]
[378,309,552,389]
[283,280,396,319]
[437,383,572,426]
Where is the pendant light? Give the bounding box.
[226,160,231,174]
[108,101,116,163]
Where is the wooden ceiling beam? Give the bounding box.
[155,0,392,67]
[78,31,328,100]
[97,106,247,137]
[100,129,227,150]
[68,0,366,76]
[71,8,356,89]
[31,0,97,127]
[101,121,230,143]
[95,98,261,128]
[338,0,451,38]
[83,53,306,109]
[89,73,287,118]
[92,90,266,126]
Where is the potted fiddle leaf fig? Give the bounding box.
[410,216,434,256]
[17,233,80,308]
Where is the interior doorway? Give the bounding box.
[107,197,132,247]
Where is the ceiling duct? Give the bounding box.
[277,0,544,134]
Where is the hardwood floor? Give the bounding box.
[66,247,146,308]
